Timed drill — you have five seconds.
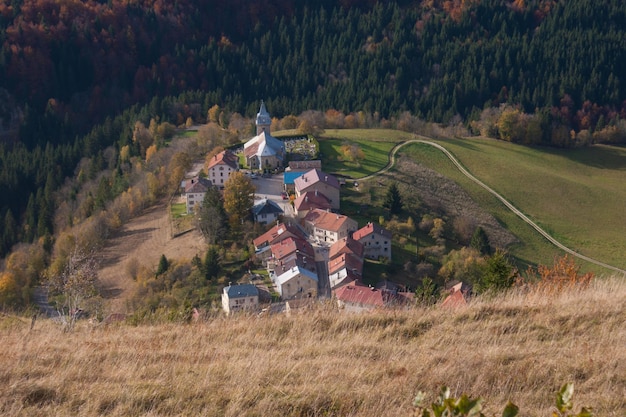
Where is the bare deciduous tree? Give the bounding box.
[47,247,100,331]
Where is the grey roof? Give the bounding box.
[256,100,271,126]
[185,177,212,193]
[223,284,259,298]
[252,199,284,216]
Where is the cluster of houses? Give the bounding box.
[177,101,418,314]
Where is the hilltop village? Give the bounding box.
[182,102,419,315]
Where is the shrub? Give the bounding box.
[413,383,592,417]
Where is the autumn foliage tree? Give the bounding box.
[339,142,365,166]
[223,171,255,227]
[523,254,594,294]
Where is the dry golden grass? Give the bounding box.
[1,277,625,416]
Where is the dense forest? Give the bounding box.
[2,0,626,259]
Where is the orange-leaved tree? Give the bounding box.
[523,254,594,294]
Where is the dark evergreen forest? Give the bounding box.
[2,0,626,258]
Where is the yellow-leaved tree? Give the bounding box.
[223,172,255,228]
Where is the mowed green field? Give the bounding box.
[317,129,410,178]
[401,137,626,273]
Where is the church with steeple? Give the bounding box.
[243,101,285,170]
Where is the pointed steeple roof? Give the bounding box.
[256,100,271,128]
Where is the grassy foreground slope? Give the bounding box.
[2,278,625,416]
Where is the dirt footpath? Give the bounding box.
[97,201,206,312]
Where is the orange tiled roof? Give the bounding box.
[207,150,238,170]
[253,222,306,249]
[328,253,363,276]
[334,282,385,307]
[304,209,354,233]
[353,222,392,241]
[329,236,364,260]
[293,191,332,212]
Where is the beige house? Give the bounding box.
[294,169,340,210]
[206,150,238,188]
[184,177,213,213]
[243,101,285,170]
[275,266,318,300]
[303,209,358,244]
[352,222,392,260]
[222,284,259,314]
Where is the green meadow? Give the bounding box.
[401,138,626,273]
[317,129,407,178]
[316,129,626,274]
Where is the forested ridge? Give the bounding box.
[2,0,626,259]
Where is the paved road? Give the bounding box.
[316,260,331,298]
[358,136,626,276]
[251,174,293,216]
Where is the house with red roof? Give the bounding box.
[252,222,306,257]
[328,253,364,289]
[303,209,358,245]
[206,149,239,188]
[294,169,340,210]
[334,281,414,312]
[334,282,385,312]
[327,237,365,289]
[441,281,471,309]
[353,222,392,261]
[293,190,332,219]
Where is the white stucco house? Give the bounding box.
[206,149,239,188]
[352,222,392,260]
[222,284,259,314]
[184,177,213,213]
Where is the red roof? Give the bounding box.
[441,289,468,308]
[270,237,314,260]
[328,253,363,276]
[334,282,385,308]
[329,237,364,260]
[303,209,356,234]
[294,169,340,192]
[353,222,392,241]
[206,150,238,170]
[253,222,306,249]
[293,191,332,212]
[273,253,316,276]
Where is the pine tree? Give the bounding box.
[204,246,221,281]
[383,182,403,216]
[470,226,491,255]
[156,254,169,276]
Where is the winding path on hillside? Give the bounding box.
[359,136,626,275]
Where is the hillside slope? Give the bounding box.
[2,278,624,416]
